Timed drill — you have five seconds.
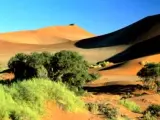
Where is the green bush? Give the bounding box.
[0,78,85,120]
[144,104,160,117]
[85,103,99,114]
[8,51,98,94]
[8,52,52,79]
[98,103,118,119]
[143,111,157,120]
[119,99,141,113]
[86,103,118,119]
[87,73,100,82]
[49,50,95,91]
[8,53,31,79]
[119,115,131,120]
[137,63,160,91]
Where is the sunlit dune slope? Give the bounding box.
[0,25,94,44]
[100,54,160,75]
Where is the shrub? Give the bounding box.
[88,73,100,82]
[0,78,85,120]
[119,99,141,113]
[85,103,99,114]
[49,50,94,91]
[98,103,118,119]
[8,52,53,80]
[86,103,118,119]
[144,104,160,117]
[143,111,157,120]
[8,51,98,94]
[137,63,160,91]
[119,115,131,120]
[8,53,31,79]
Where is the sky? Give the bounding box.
[0,0,160,35]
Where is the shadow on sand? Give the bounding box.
[99,62,126,71]
[105,35,160,63]
[83,84,143,95]
[75,14,160,49]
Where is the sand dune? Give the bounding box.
[0,24,94,45]
[100,54,160,75]
[1,14,160,76]
[75,14,160,75]
[75,14,160,48]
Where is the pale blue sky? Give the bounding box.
[0,0,160,35]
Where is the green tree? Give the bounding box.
[137,63,160,91]
[8,52,52,79]
[49,50,94,90]
[8,53,32,79]
[8,51,99,94]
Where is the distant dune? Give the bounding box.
[0,24,94,45]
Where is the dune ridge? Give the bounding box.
[0,24,94,45]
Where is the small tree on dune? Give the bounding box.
[137,63,160,91]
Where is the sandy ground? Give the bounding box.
[42,101,102,120]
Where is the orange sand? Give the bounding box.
[0,25,94,45]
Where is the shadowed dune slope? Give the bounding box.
[100,54,160,75]
[107,35,160,63]
[0,24,94,45]
[75,14,160,48]
[75,14,160,75]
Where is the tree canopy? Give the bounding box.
[8,50,99,93]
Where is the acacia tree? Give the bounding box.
[137,63,160,91]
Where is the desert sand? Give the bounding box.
[1,14,160,119]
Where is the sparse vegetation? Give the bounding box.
[89,61,113,68]
[119,99,141,113]
[143,111,157,120]
[86,102,119,119]
[0,78,85,120]
[142,104,160,120]
[85,103,99,114]
[119,115,131,120]
[98,103,118,120]
[144,104,160,117]
[137,63,160,91]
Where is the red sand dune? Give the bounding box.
[100,54,160,76]
[0,25,94,45]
